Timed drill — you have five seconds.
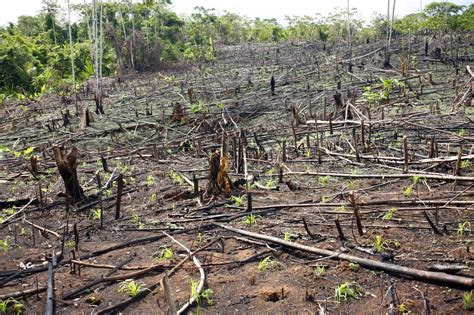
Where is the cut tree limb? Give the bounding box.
[214,223,473,289]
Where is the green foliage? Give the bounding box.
[0,236,11,252]
[230,195,246,207]
[168,171,185,185]
[118,279,148,297]
[457,221,471,236]
[0,298,24,314]
[383,208,397,220]
[242,214,258,226]
[460,160,471,169]
[362,78,405,105]
[0,146,34,159]
[314,265,325,277]
[464,290,473,310]
[399,303,408,314]
[201,288,214,305]
[146,175,155,187]
[258,256,277,272]
[403,185,414,197]
[157,247,174,261]
[334,282,362,302]
[90,208,101,221]
[348,262,359,271]
[373,235,387,253]
[190,100,207,114]
[318,176,331,187]
[283,232,297,241]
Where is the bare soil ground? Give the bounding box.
[0,34,473,314]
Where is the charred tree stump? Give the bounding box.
[205,136,234,197]
[53,146,85,203]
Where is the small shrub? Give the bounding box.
[118,279,148,297]
[258,256,277,272]
[464,290,473,310]
[314,266,325,277]
[334,281,362,302]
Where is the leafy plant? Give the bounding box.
[0,146,34,159]
[201,288,214,305]
[403,185,413,197]
[283,232,297,241]
[168,171,185,185]
[190,100,207,114]
[12,300,24,315]
[318,176,331,187]
[0,298,24,314]
[157,247,173,261]
[464,290,473,310]
[346,180,357,190]
[336,205,347,212]
[265,179,277,188]
[190,278,201,305]
[314,265,325,277]
[373,235,386,253]
[348,262,359,271]
[242,214,258,226]
[258,256,276,272]
[65,240,75,249]
[146,175,155,187]
[457,221,471,236]
[19,228,28,237]
[399,302,408,313]
[0,299,8,313]
[118,279,148,297]
[383,208,397,220]
[90,208,101,221]
[0,236,11,253]
[229,195,246,206]
[130,213,141,224]
[460,160,471,169]
[334,282,362,302]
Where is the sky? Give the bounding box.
[0,0,472,26]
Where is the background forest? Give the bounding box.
[0,0,472,101]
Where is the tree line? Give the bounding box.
[0,0,472,101]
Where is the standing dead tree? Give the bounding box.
[53,146,85,203]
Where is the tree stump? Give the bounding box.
[53,146,85,203]
[205,150,234,197]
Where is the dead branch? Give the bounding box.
[214,223,474,289]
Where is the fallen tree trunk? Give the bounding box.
[286,171,474,182]
[214,223,473,289]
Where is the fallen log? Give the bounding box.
[214,223,474,289]
[286,171,474,182]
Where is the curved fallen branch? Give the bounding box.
[161,232,205,315]
[214,223,474,289]
[95,238,217,315]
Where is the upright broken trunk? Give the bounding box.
[206,135,234,196]
[53,146,85,203]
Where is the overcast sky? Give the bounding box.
[0,0,471,26]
